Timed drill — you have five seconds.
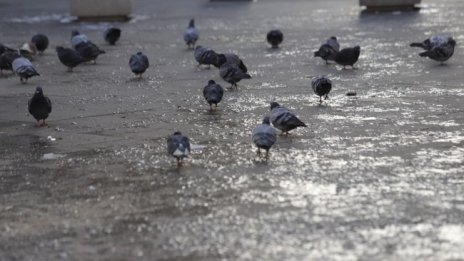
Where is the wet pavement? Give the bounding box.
[1,0,464,260]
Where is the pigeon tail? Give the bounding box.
[243,73,252,79]
[410,42,425,48]
[419,51,429,57]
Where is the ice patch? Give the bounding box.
[41,153,65,160]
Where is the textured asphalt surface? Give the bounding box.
[0,0,463,260]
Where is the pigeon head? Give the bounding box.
[449,38,457,47]
[330,36,337,41]
[173,131,182,136]
[270,102,280,110]
[262,116,271,125]
[71,30,80,37]
[188,19,195,28]
[137,51,142,55]
[35,86,43,95]
[354,46,361,52]
[208,80,216,85]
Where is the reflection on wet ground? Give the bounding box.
[0,0,464,260]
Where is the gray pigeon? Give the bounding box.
[311,76,332,103]
[104,27,121,45]
[129,52,149,78]
[270,102,307,135]
[214,53,248,72]
[28,86,52,127]
[70,30,105,63]
[219,62,251,89]
[56,46,84,72]
[410,35,456,63]
[183,19,199,49]
[71,30,89,49]
[203,80,224,110]
[194,46,219,68]
[167,131,191,166]
[314,36,340,64]
[12,57,39,83]
[252,116,277,157]
[267,30,284,48]
[31,34,49,54]
[334,46,360,69]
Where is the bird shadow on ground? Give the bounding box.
[429,63,451,70]
[125,77,147,83]
[266,47,281,53]
[252,156,270,165]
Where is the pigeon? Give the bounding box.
[56,46,84,72]
[0,44,17,55]
[311,76,332,103]
[19,42,38,60]
[314,36,340,64]
[194,46,219,68]
[334,46,360,69]
[31,34,49,54]
[0,49,20,74]
[28,86,52,127]
[270,102,307,135]
[104,27,121,45]
[214,53,248,72]
[75,41,105,64]
[167,131,191,166]
[12,57,39,83]
[203,80,224,110]
[183,19,199,49]
[252,116,277,157]
[71,30,89,49]
[219,62,251,89]
[71,30,105,63]
[129,52,149,78]
[267,30,284,48]
[410,36,456,63]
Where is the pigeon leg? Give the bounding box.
[325,95,329,100]
[325,60,329,65]
[20,77,25,84]
[319,96,322,103]
[176,158,182,167]
[343,65,346,70]
[209,104,213,111]
[215,104,218,110]
[257,148,261,155]
[265,149,270,158]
